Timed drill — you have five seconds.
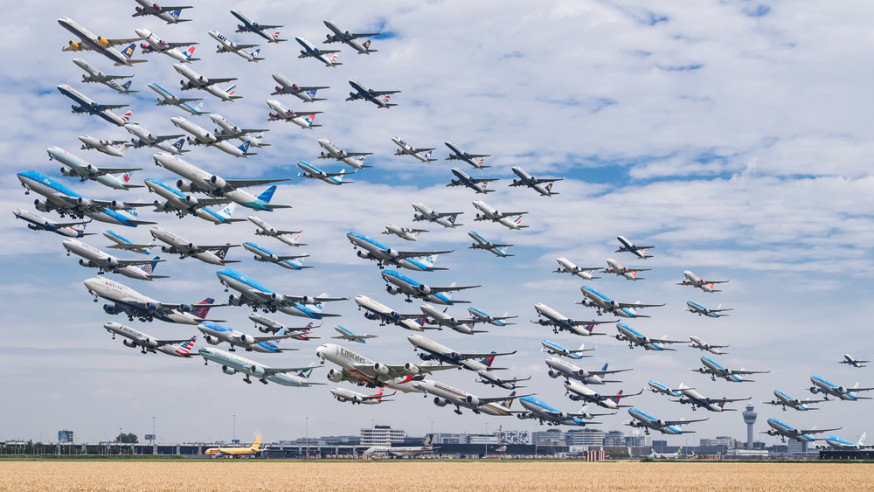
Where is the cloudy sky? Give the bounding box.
[1,0,873,445]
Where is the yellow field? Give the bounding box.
[1,461,872,491]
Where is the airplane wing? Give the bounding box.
[435,212,463,219]
[427,284,481,293]
[104,37,146,48]
[342,152,373,157]
[165,97,202,104]
[601,389,644,400]
[261,365,319,376]
[591,368,634,376]
[571,319,615,326]
[458,350,516,360]
[281,294,348,304]
[664,418,709,426]
[702,279,729,284]
[533,178,563,184]
[656,338,688,345]
[200,244,240,252]
[492,211,528,219]
[250,333,307,343]
[617,301,666,309]
[396,249,454,259]
[255,24,283,30]
[448,153,491,159]
[107,242,158,251]
[163,41,198,49]
[475,393,534,405]
[95,166,143,175]
[849,386,874,392]
[96,104,130,110]
[222,178,290,189]
[51,218,94,227]
[116,258,164,266]
[471,177,500,183]
[155,337,196,347]
[799,426,842,435]
[371,90,401,96]
[295,85,330,91]
[709,396,751,404]
[732,369,770,375]
[203,77,238,86]
[348,32,382,39]
[152,134,185,142]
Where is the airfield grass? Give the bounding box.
[1,461,873,491]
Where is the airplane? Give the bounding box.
[62,239,166,281]
[763,390,825,411]
[331,386,395,405]
[392,137,436,162]
[602,258,650,281]
[411,202,464,228]
[205,436,264,458]
[315,343,454,390]
[135,29,198,62]
[174,64,240,101]
[209,31,263,62]
[615,235,654,259]
[647,380,684,398]
[211,114,270,148]
[553,257,602,280]
[242,242,310,270]
[564,382,643,410]
[103,230,156,255]
[517,397,609,426]
[323,20,380,54]
[132,0,192,24]
[331,325,376,344]
[295,37,340,66]
[144,178,243,225]
[412,379,527,416]
[58,17,146,66]
[686,300,732,318]
[809,376,874,401]
[468,231,514,258]
[199,347,321,386]
[150,226,239,265]
[84,276,222,324]
[297,161,354,185]
[346,80,399,109]
[13,209,92,238]
[688,336,729,355]
[541,340,595,359]
[407,334,516,372]
[472,200,529,230]
[824,433,868,450]
[318,139,373,169]
[103,322,196,357]
[476,372,530,390]
[249,314,320,339]
[57,84,132,127]
[170,116,255,157]
[231,10,286,43]
[532,303,612,336]
[365,434,436,458]
[840,354,869,368]
[383,224,428,241]
[17,170,154,227]
[153,153,291,211]
[248,216,304,247]
[467,307,517,327]
[197,321,302,353]
[445,142,491,168]
[765,418,841,443]
[672,384,750,412]
[217,268,346,319]
[47,146,142,191]
[270,74,327,102]
[266,100,321,128]
[694,357,769,383]
[73,58,136,94]
[578,286,665,318]
[381,269,479,305]
[677,270,729,293]
[648,448,695,460]
[446,168,499,194]
[353,295,430,332]
[346,232,451,271]
[626,408,707,435]
[509,166,562,196]
[148,83,205,116]
[419,304,486,335]
[545,358,631,385]
[79,135,131,158]
[124,123,187,155]
[615,323,686,351]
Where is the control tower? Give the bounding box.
[742,405,757,449]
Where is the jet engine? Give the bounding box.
[103,304,118,315]
[465,395,480,407]
[385,285,400,295]
[373,363,390,376]
[403,363,420,375]
[205,335,220,345]
[79,259,95,268]
[221,365,236,375]
[123,339,137,348]
[433,397,448,407]
[249,365,265,378]
[327,369,344,382]
[417,284,431,295]
[548,370,560,378]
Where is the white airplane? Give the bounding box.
[79,135,131,157]
[124,123,186,155]
[517,397,611,426]
[615,235,654,259]
[540,340,595,359]
[472,200,529,230]
[265,100,321,128]
[346,232,451,271]
[148,83,205,116]
[411,202,463,228]
[602,258,650,281]
[297,161,354,185]
[545,358,631,385]
[217,268,346,319]
[677,270,729,293]
[381,269,479,305]
[353,295,429,332]
[647,380,684,398]
[392,137,436,162]
[73,58,136,94]
[686,301,732,318]
[249,313,320,338]
[688,336,729,355]
[47,146,141,191]
[407,334,516,372]
[231,10,286,43]
[578,286,665,318]
[346,80,399,109]
[103,322,196,357]
[84,276,223,324]
[763,390,825,411]
[509,167,562,196]
[383,224,428,241]
[63,239,166,280]
[318,138,373,169]
[468,231,514,258]
[672,383,750,412]
[331,386,395,405]
[144,178,241,225]
[331,325,376,344]
[57,84,132,127]
[419,304,486,335]
[840,354,869,368]
[824,433,868,450]
[174,63,240,101]
[315,343,453,390]
[197,321,301,353]
[149,226,239,265]
[242,242,310,271]
[809,376,874,401]
[14,209,92,238]
[323,20,380,54]
[694,357,769,383]
[135,29,198,62]
[58,17,146,66]
[103,230,156,255]
[132,0,192,24]
[270,74,327,102]
[615,323,686,352]
[211,114,269,148]
[626,408,707,435]
[477,372,531,390]
[413,379,526,416]
[365,435,436,458]
[447,168,499,194]
[564,382,643,410]
[295,37,340,66]
[248,216,304,247]
[199,347,321,386]
[532,303,611,336]
[553,257,601,280]
[170,116,255,157]
[445,142,490,168]
[468,308,516,327]
[209,31,263,62]
[765,418,841,443]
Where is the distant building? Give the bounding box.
[57,430,74,443]
[532,429,564,445]
[566,428,604,446]
[468,434,499,445]
[321,435,360,446]
[603,431,625,447]
[433,433,466,445]
[624,434,652,447]
[360,425,405,446]
[500,430,529,445]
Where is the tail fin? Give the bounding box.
[238,140,251,153]
[423,150,432,159]
[257,185,277,204]
[140,256,161,275]
[503,390,517,409]
[174,335,196,356]
[329,54,339,64]
[421,255,438,268]
[545,183,553,192]
[307,89,318,98]
[121,80,133,91]
[251,435,262,451]
[191,297,215,318]
[297,367,314,379]
[480,351,497,368]
[860,432,867,445]
[305,114,317,125]
[192,102,204,114]
[169,9,182,19]
[423,434,434,448]
[612,390,624,405]
[184,46,196,59]
[251,48,261,58]
[121,110,133,122]
[172,138,185,152]
[514,216,523,226]
[225,84,237,97]
[718,401,726,409]
[363,40,372,51]
[218,203,237,220]
[118,170,134,184]
[122,43,137,59]
[601,363,608,371]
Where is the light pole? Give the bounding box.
[232,414,236,442]
[152,416,157,455]
[305,417,309,460]
[484,423,488,457]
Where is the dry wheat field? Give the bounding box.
[1,461,873,491]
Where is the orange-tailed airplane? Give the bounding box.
[205,435,263,457]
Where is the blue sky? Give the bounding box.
[1,0,873,445]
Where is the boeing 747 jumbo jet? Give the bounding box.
[174,64,240,101]
[199,347,320,386]
[318,139,372,169]
[323,20,380,54]
[315,343,454,390]
[247,216,303,246]
[266,100,322,128]
[170,116,254,157]
[103,322,196,356]
[447,168,499,194]
[58,17,146,66]
[765,418,841,443]
[205,436,264,458]
[472,200,529,230]
[672,384,750,412]
[210,31,263,62]
[564,382,643,410]
[72,58,136,94]
[295,37,340,66]
[47,146,141,190]
[694,357,770,383]
[84,276,222,323]
[57,84,132,127]
[13,209,92,238]
[392,137,436,162]
[383,224,428,241]
[148,83,205,116]
[626,408,707,435]
[615,235,654,259]
[532,303,612,336]
[346,232,451,271]
[509,166,562,196]
[545,358,631,385]
[271,74,328,102]
[445,142,491,168]
[231,10,286,43]
[809,376,874,401]
[346,80,399,108]
[578,286,665,318]
[615,323,687,351]
[381,269,479,305]
[150,226,239,265]
[677,270,729,293]
[553,257,601,280]
[63,239,166,280]
[517,397,611,426]
[353,295,429,332]
[411,203,463,228]
[216,269,346,319]
[763,390,825,411]
[132,0,192,24]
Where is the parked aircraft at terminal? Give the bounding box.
[824,433,868,450]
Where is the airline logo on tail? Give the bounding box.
[121,80,133,91]
[169,9,182,19]
[225,85,237,97]
[184,46,196,59]
[175,336,196,356]
[298,368,314,378]
[305,114,317,124]
[140,256,161,275]
[481,352,497,368]
[545,183,553,192]
[612,390,624,404]
[363,40,372,50]
[121,111,133,122]
[172,138,185,151]
[239,140,251,153]
[329,55,339,64]
[122,43,136,58]
[423,150,432,159]
[122,172,133,183]
[252,48,261,58]
[306,89,318,97]
[193,298,215,319]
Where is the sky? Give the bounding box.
[1,0,873,445]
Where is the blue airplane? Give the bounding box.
[346,80,399,109]
[766,418,840,443]
[686,300,732,318]
[517,396,610,426]
[380,269,479,305]
[103,230,155,255]
[540,340,595,360]
[216,268,346,319]
[763,390,825,411]
[615,323,686,351]
[467,307,517,326]
[809,376,874,401]
[331,325,376,344]
[626,408,706,435]
[695,357,769,383]
[825,433,867,450]
[446,168,500,194]
[231,10,286,43]
[197,321,301,353]
[242,241,309,270]
[148,83,205,115]
[647,380,683,397]
[297,161,353,185]
[468,231,514,257]
[346,232,451,271]
[579,285,664,318]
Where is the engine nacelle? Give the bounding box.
[161,246,172,253]
[68,40,82,51]
[228,294,242,307]
[433,397,448,407]
[512,179,521,186]
[60,167,73,176]
[106,257,119,268]
[327,369,344,382]
[465,395,480,407]
[615,335,624,341]
[300,296,315,305]
[205,335,220,345]
[838,386,846,394]
[656,419,664,427]
[577,368,588,377]
[123,339,137,348]
[97,36,110,47]
[142,337,158,348]
[77,197,93,208]
[386,285,400,295]
[356,250,367,258]
[145,302,159,312]
[221,365,236,375]
[210,175,226,189]
[236,334,252,345]
[449,352,461,361]
[373,363,390,376]
[184,195,197,205]
[176,180,193,192]
[417,284,431,295]
[610,300,620,310]
[79,259,94,268]
[249,365,266,378]
[403,363,420,375]
[548,370,559,378]
[34,199,49,212]
[103,304,118,315]
[386,249,399,258]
